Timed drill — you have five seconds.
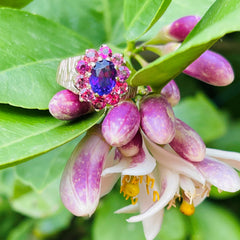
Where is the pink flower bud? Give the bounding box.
[140,94,176,144]
[102,101,140,147]
[118,131,142,157]
[161,80,180,106]
[60,126,110,217]
[147,15,200,44]
[183,50,234,86]
[49,89,92,120]
[169,119,206,162]
[168,15,201,41]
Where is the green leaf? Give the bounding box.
[173,93,226,142]
[24,0,126,47]
[7,220,34,240]
[210,185,240,200]
[93,191,145,240]
[0,104,104,169]
[0,168,15,197]
[124,0,171,41]
[130,0,240,88]
[15,137,82,191]
[34,207,72,237]
[0,8,92,109]
[190,202,240,240]
[0,0,33,8]
[142,0,215,40]
[11,179,62,218]
[157,208,188,240]
[209,120,240,152]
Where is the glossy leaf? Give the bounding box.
[190,202,240,240]
[7,220,34,240]
[124,0,171,41]
[93,191,145,240]
[143,0,215,40]
[173,93,226,143]
[157,208,188,240]
[34,207,72,237]
[0,0,33,8]
[11,179,62,218]
[130,0,240,88]
[24,0,126,47]
[0,104,104,168]
[0,8,92,109]
[15,137,82,191]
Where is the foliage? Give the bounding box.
[0,0,239,239]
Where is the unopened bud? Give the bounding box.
[118,131,142,157]
[49,89,92,120]
[183,50,234,86]
[102,101,140,147]
[147,15,201,44]
[161,80,180,106]
[60,126,110,217]
[140,94,176,144]
[169,119,206,162]
[168,15,201,41]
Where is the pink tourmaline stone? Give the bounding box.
[98,45,112,58]
[75,60,90,74]
[80,89,95,102]
[92,96,106,109]
[115,82,128,94]
[117,66,130,82]
[84,49,99,62]
[105,93,120,105]
[112,53,124,66]
[75,75,89,90]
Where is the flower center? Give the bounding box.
[89,59,117,96]
[120,175,160,205]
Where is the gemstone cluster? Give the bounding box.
[73,45,130,110]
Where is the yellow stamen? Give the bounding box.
[153,191,160,202]
[131,197,138,205]
[180,200,195,216]
[146,184,150,195]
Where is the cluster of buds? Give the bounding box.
[145,15,234,86]
[48,15,239,240]
[59,81,240,240]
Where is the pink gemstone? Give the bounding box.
[75,60,90,74]
[112,53,124,66]
[116,82,128,95]
[106,93,120,105]
[75,75,88,90]
[84,49,99,62]
[99,45,112,59]
[92,96,106,110]
[80,89,95,102]
[117,66,130,82]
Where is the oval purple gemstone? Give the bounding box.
[89,59,117,96]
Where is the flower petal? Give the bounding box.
[143,209,164,240]
[144,136,205,184]
[179,175,196,202]
[127,168,179,222]
[60,126,110,217]
[100,149,120,197]
[194,157,240,192]
[206,148,240,170]
[122,140,156,176]
[115,204,139,214]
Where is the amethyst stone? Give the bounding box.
[89,59,117,96]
